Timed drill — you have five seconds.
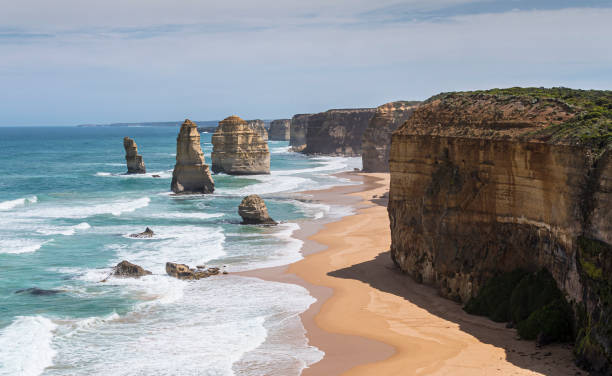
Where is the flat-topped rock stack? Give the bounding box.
[289,114,311,150]
[123,137,146,174]
[246,119,268,141]
[211,116,270,175]
[269,119,291,141]
[361,101,420,172]
[171,119,215,194]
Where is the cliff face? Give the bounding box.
[247,119,268,142]
[171,119,214,194]
[123,137,146,174]
[361,101,420,172]
[269,119,291,141]
[388,88,612,372]
[303,108,376,155]
[290,114,311,148]
[211,115,270,175]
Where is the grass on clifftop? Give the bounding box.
[429,87,612,154]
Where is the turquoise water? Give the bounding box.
[0,126,359,376]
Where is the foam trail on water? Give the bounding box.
[18,197,150,219]
[36,222,91,236]
[0,196,37,211]
[0,315,57,376]
[0,238,51,254]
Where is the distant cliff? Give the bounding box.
[387,88,611,373]
[361,101,420,172]
[269,119,291,141]
[290,114,311,149]
[302,108,376,155]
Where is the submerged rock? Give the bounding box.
[111,260,152,278]
[129,227,154,238]
[211,116,270,175]
[171,119,215,194]
[246,119,268,141]
[238,194,277,225]
[15,287,62,296]
[269,119,290,141]
[165,262,221,280]
[123,137,146,174]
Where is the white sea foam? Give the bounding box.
[36,222,91,236]
[0,238,50,254]
[273,156,356,176]
[217,175,311,195]
[0,196,37,211]
[148,212,224,220]
[0,315,57,376]
[21,197,150,219]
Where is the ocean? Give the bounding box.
[0,126,360,376]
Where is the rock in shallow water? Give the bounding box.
[129,227,154,238]
[15,287,62,296]
[111,260,152,278]
[165,262,221,280]
[238,194,277,225]
[123,137,146,174]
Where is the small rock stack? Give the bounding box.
[171,119,215,194]
[238,194,277,225]
[123,137,146,174]
[211,116,270,175]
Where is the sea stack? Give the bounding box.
[170,119,215,194]
[289,114,311,150]
[269,119,291,141]
[247,119,268,141]
[361,101,420,172]
[211,116,270,175]
[238,195,277,225]
[123,137,146,174]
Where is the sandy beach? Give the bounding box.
[246,172,585,376]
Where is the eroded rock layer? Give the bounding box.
[303,108,376,155]
[211,116,270,175]
[388,88,612,373]
[247,119,268,141]
[171,119,215,194]
[361,101,420,172]
[290,114,311,148]
[123,137,146,174]
[269,119,291,141]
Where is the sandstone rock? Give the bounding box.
[165,262,219,280]
[361,101,420,172]
[238,194,277,225]
[171,119,215,194]
[290,114,311,148]
[302,108,376,156]
[387,88,612,372]
[246,119,268,141]
[211,116,270,175]
[129,227,154,238]
[269,119,291,141]
[123,137,146,174]
[111,260,152,278]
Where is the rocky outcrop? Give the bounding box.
[290,114,311,148]
[269,119,291,141]
[211,116,270,175]
[238,194,277,225]
[387,88,612,372]
[129,227,154,238]
[171,119,215,194]
[247,119,268,141]
[303,108,376,155]
[165,262,221,280]
[111,260,152,278]
[361,101,420,172]
[123,137,146,174]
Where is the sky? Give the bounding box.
[1,0,611,126]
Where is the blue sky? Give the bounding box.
[1,0,611,126]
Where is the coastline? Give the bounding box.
[244,171,585,375]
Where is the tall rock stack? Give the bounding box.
[123,137,146,174]
[289,114,311,150]
[269,119,291,141]
[246,119,268,142]
[211,115,270,175]
[170,119,215,194]
[302,108,376,156]
[361,101,420,172]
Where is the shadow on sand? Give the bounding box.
[328,251,584,375]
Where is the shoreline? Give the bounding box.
[244,171,585,375]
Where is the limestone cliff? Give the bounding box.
[247,119,268,142]
[269,119,291,141]
[171,119,214,194]
[361,101,420,172]
[388,88,611,372]
[123,137,146,174]
[211,116,270,175]
[290,114,311,148]
[302,108,376,155]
